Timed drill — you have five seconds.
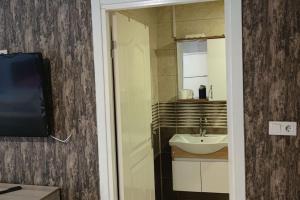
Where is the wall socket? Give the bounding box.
[0,50,8,54]
[269,121,297,136]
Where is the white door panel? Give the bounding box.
[112,13,155,200]
[201,161,229,193]
[172,161,202,192]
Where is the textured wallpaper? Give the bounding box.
[243,0,300,199]
[0,1,100,199]
[0,0,299,199]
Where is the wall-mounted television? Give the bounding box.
[0,53,52,137]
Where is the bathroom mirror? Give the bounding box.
[177,38,227,100]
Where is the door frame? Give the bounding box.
[91,0,246,200]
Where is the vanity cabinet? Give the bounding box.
[172,160,228,193]
[201,161,229,193]
[172,161,202,192]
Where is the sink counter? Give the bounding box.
[169,134,228,155]
[170,134,229,193]
[171,146,228,160]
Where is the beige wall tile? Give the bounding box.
[158,75,178,102]
[176,19,225,38]
[157,6,173,24]
[157,49,177,76]
[175,1,224,21]
[157,22,176,50]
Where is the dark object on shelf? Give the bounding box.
[0,186,22,195]
[199,85,207,99]
[0,183,60,199]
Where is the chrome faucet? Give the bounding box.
[199,117,207,137]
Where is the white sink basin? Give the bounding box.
[169,134,228,154]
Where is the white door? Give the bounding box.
[112,13,155,200]
[207,38,227,100]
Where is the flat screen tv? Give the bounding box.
[0,53,52,137]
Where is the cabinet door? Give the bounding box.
[201,161,229,193]
[207,38,227,100]
[172,161,201,192]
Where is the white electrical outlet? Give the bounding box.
[269,121,297,136]
[0,50,8,54]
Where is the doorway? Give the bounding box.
[91,0,245,200]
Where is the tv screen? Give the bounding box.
[0,53,52,137]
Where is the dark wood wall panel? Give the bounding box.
[0,1,100,200]
[243,0,300,199]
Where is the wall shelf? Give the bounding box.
[175,99,226,104]
[175,34,225,42]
